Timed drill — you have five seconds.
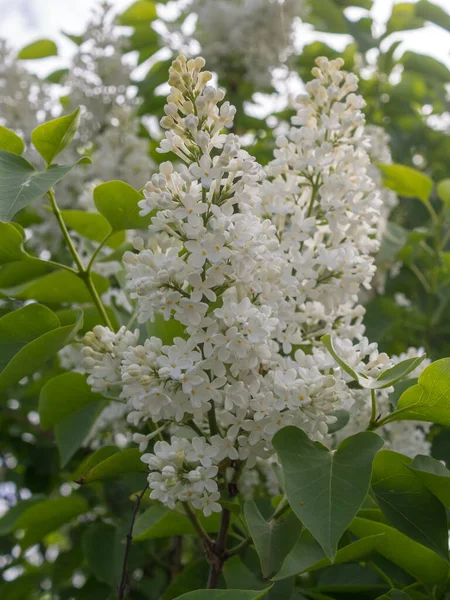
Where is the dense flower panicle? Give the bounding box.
[180,0,308,87]
[81,55,426,515]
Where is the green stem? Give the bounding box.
[48,188,114,330]
[47,188,85,272]
[226,536,251,557]
[182,502,214,548]
[270,495,290,521]
[369,560,394,588]
[44,259,78,275]
[370,389,377,426]
[86,231,113,272]
[79,270,114,330]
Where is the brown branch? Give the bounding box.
[117,484,149,599]
[207,507,231,589]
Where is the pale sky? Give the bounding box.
[0,0,449,72]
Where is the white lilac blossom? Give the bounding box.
[81,55,426,516]
[334,347,431,458]
[179,0,308,87]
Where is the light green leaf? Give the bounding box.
[379,164,433,204]
[321,334,360,381]
[0,222,27,264]
[39,372,105,429]
[244,501,301,578]
[349,516,448,586]
[308,0,349,34]
[119,1,157,25]
[374,355,426,389]
[8,269,109,304]
[75,448,147,484]
[272,427,383,560]
[55,401,106,467]
[13,495,89,549]
[273,530,384,580]
[388,358,450,425]
[61,209,125,248]
[18,39,58,59]
[437,179,450,205]
[173,590,270,600]
[371,450,448,559]
[0,150,90,222]
[133,505,222,541]
[0,126,24,155]
[73,446,120,481]
[0,304,82,391]
[93,180,152,230]
[408,454,450,506]
[45,68,69,84]
[385,3,424,34]
[32,107,81,165]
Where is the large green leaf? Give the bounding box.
[93,180,152,230]
[387,358,450,425]
[173,590,270,600]
[75,448,147,484]
[371,450,448,559]
[385,3,424,34]
[244,501,301,578]
[401,51,450,83]
[0,496,46,535]
[8,269,109,304]
[55,400,106,467]
[0,150,90,222]
[272,427,383,560]
[416,0,450,31]
[437,179,450,205]
[119,1,157,25]
[349,516,449,586]
[39,372,105,429]
[73,446,120,481]
[18,39,58,59]
[31,107,81,165]
[0,222,28,265]
[162,560,210,600]
[274,530,383,580]
[12,495,89,549]
[374,355,426,389]
[308,0,349,33]
[133,505,222,541]
[223,556,267,591]
[61,209,125,248]
[379,164,433,204]
[0,304,82,391]
[409,454,450,506]
[0,126,24,155]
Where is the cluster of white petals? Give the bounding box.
[81,55,427,515]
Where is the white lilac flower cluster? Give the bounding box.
[81,55,425,515]
[182,0,308,87]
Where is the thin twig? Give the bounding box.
[118,484,149,599]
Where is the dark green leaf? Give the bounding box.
[172,590,270,600]
[82,522,117,585]
[162,560,210,600]
[93,180,152,230]
[273,427,383,560]
[13,495,89,549]
[133,505,222,541]
[308,0,349,33]
[401,51,450,83]
[73,446,120,481]
[223,556,267,591]
[76,448,147,484]
[274,530,383,580]
[0,150,90,222]
[32,107,81,165]
[0,305,82,391]
[39,372,105,429]
[55,400,106,466]
[349,516,448,585]
[0,126,24,155]
[416,0,450,31]
[408,454,450,506]
[18,39,58,59]
[377,591,411,600]
[375,355,426,389]
[8,269,109,304]
[0,496,46,535]
[244,501,301,577]
[371,450,448,559]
